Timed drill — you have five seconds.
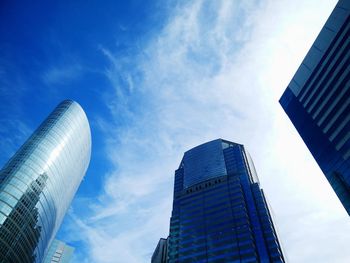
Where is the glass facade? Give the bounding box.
[43,239,74,263]
[279,0,350,215]
[162,139,284,262]
[0,100,91,262]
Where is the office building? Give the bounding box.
[0,100,91,263]
[279,0,350,215]
[157,139,284,262]
[43,239,74,263]
[151,238,168,263]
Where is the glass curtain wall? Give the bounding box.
[0,100,91,263]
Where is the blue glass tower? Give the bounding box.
[0,100,91,262]
[163,139,284,262]
[279,0,350,215]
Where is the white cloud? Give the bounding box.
[42,63,83,86]
[71,0,350,262]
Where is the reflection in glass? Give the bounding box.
[0,100,91,263]
[0,173,50,262]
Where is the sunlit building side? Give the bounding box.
[0,100,91,263]
[43,239,74,263]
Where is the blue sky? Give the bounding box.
[1,0,350,262]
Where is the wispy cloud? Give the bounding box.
[67,0,350,262]
[42,63,84,86]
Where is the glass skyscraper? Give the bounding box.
[279,0,350,215]
[0,100,91,262]
[156,139,284,262]
[43,239,74,263]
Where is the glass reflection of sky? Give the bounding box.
[0,100,91,263]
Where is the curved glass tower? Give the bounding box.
[159,139,284,262]
[0,100,91,263]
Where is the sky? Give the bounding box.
[1,0,350,262]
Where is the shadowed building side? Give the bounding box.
[151,238,168,263]
[279,0,350,215]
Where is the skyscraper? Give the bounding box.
[151,238,168,263]
[0,100,91,263]
[279,0,350,215]
[43,239,74,263]
[157,139,284,262]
